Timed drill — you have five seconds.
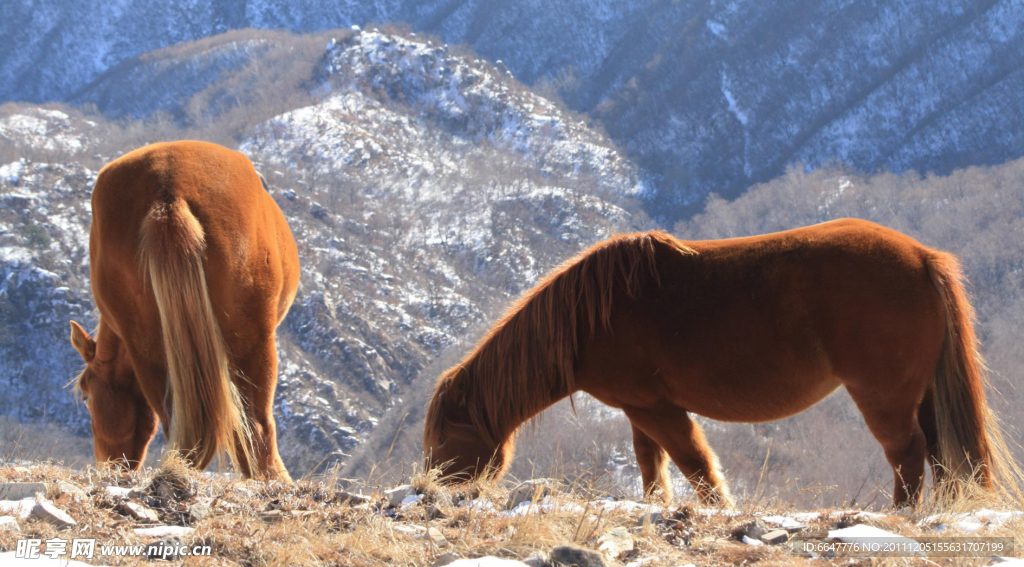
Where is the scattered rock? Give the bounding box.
[506,479,556,510]
[118,501,159,523]
[386,484,418,507]
[523,551,548,567]
[636,511,664,526]
[549,546,608,567]
[189,500,212,522]
[128,488,148,500]
[393,523,427,537]
[335,491,371,506]
[55,481,87,501]
[104,485,132,499]
[0,498,36,518]
[134,525,195,537]
[425,526,448,548]
[740,535,764,546]
[0,516,19,532]
[401,494,424,507]
[427,504,447,519]
[0,482,47,500]
[596,527,634,558]
[31,499,76,529]
[760,530,789,545]
[432,552,461,567]
[732,519,769,541]
[146,536,183,560]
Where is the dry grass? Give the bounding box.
[1,457,1021,566]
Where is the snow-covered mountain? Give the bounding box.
[0,30,650,472]
[3,0,1023,216]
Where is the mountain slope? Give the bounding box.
[0,31,649,473]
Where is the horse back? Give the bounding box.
[580,219,946,421]
[89,141,298,351]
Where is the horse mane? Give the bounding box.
[426,231,695,448]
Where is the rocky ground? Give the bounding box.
[1,460,1022,566]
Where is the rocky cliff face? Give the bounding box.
[0,31,648,472]
[3,0,1023,215]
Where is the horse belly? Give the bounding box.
[674,366,844,423]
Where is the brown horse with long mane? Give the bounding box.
[424,219,1019,507]
[69,140,298,481]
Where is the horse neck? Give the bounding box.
[459,311,578,446]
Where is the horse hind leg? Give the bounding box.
[917,387,945,487]
[625,406,733,506]
[231,334,291,482]
[847,384,928,507]
[630,422,671,501]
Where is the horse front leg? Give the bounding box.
[630,422,672,502]
[624,405,733,507]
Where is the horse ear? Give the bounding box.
[70,321,96,362]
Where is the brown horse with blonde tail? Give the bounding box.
[69,140,298,481]
[424,219,1020,507]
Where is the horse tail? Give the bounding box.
[925,251,1020,495]
[139,198,253,472]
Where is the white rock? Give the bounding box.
[104,485,132,498]
[401,494,424,508]
[741,535,764,546]
[0,516,19,531]
[0,498,36,518]
[459,498,496,512]
[425,526,448,548]
[385,484,417,507]
[54,481,86,501]
[31,499,76,528]
[597,526,634,558]
[506,479,556,509]
[393,523,427,536]
[121,501,160,523]
[0,482,47,500]
[134,525,195,537]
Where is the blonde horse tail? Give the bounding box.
[925,251,1020,496]
[140,199,253,472]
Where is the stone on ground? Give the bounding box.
[31,499,76,528]
[505,479,557,510]
[0,482,47,500]
[549,546,608,567]
[597,526,634,558]
[426,526,449,548]
[385,484,417,507]
[760,529,789,545]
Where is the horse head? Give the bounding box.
[69,320,156,468]
[423,365,514,483]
